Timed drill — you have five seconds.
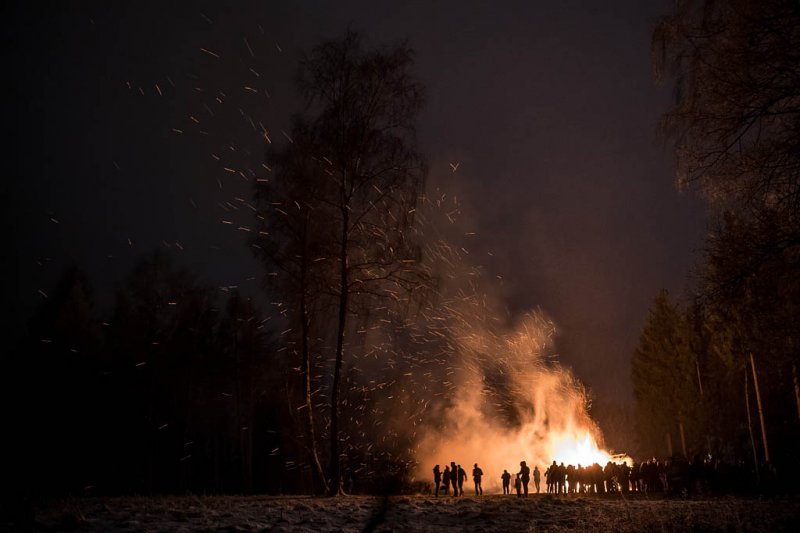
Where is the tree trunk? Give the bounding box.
[745,365,760,482]
[233,327,254,493]
[792,362,800,424]
[695,360,704,397]
[750,353,770,464]
[328,203,349,496]
[678,419,687,458]
[300,233,328,494]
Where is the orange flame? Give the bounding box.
[414,313,628,492]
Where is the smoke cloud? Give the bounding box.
[407,188,617,493]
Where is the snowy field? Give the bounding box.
[28,493,800,532]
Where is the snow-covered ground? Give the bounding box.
[27,493,800,532]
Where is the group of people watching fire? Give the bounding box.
[432,462,484,496]
[433,455,763,496]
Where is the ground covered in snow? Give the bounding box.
[26,493,800,532]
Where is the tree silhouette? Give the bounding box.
[654,0,800,216]
[217,291,275,493]
[252,119,336,494]
[16,266,102,496]
[106,250,219,492]
[632,290,704,457]
[253,31,427,494]
[654,0,800,296]
[653,0,800,478]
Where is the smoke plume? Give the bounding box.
[407,189,616,492]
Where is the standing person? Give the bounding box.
[442,465,451,495]
[557,462,567,494]
[518,461,531,497]
[457,464,467,496]
[533,465,541,493]
[548,461,558,493]
[514,474,522,497]
[433,464,442,497]
[566,464,575,493]
[501,469,511,494]
[450,462,458,496]
[472,463,484,495]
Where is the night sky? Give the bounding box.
[5,1,706,404]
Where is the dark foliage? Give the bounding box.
[4,252,284,499]
[633,0,800,490]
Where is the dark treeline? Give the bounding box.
[632,0,800,491]
[4,253,289,498]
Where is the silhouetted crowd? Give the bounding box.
[433,460,534,497]
[432,462,484,496]
[433,455,771,497]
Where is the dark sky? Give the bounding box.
[5,1,706,404]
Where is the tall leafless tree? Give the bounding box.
[254,31,427,495]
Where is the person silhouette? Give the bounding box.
[450,462,458,496]
[514,473,522,497]
[442,465,451,495]
[533,465,541,493]
[457,464,467,496]
[472,463,483,495]
[518,460,531,496]
[433,464,442,497]
[549,461,558,494]
[501,469,511,494]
